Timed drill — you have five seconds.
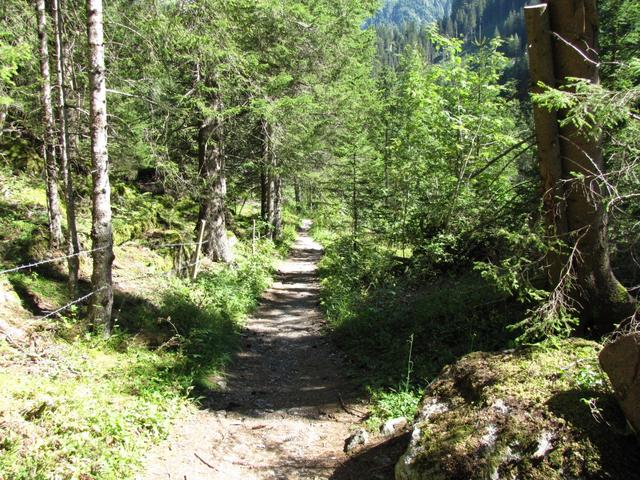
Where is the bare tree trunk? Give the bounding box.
[35,0,63,249]
[260,168,269,223]
[86,0,114,335]
[293,178,301,211]
[52,0,80,295]
[260,120,275,239]
[526,0,636,333]
[272,174,282,241]
[525,4,568,284]
[0,107,6,134]
[197,94,231,263]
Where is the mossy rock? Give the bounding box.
[396,339,639,480]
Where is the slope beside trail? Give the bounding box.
[139,225,405,480]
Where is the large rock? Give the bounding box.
[395,339,639,480]
[599,333,640,434]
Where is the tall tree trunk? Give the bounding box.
[86,0,114,335]
[293,178,301,211]
[52,0,81,295]
[197,94,231,263]
[527,0,636,333]
[60,0,83,175]
[525,4,568,284]
[260,167,270,225]
[0,107,6,135]
[35,0,63,249]
[272,174,282,241]
[260,120,275,239]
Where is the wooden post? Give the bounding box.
[524,3,567,284]
[192,219,206,280]
[252,219,256,256]
[176,244,183,276]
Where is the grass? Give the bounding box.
[0,167,291,479]
[0,237,278,479]
[0,339,190,480]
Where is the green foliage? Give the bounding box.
[366,387,422,428]
[474,218,582,344]
[156,240,274,388]
[0,25,32,106]
[0,236,277,479]
[318,234,516,390]
[0,340,190,480]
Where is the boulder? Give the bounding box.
[395,339,639,480]
[344,428,369,453]
[381,417,409,437]
[599,333,640,434]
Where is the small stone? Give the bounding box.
[344,428,369,453]
[532,431,555,459]
[381,417,408,436]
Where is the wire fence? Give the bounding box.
[0,246,111,276]
[0,233,209,322]
[35,258,204,322]
[0,239,209,277]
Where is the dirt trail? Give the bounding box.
[139,224,399,480]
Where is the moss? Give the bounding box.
[399,339,638,480]
[612,280,631,304]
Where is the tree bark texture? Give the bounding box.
[527,0,636,333]
[197,99,232,263]
[525,4,568,284]
[86,0,114,335]
[35,0,64,248]
[260,120,276,239]
[272,174,282,241]
[52,0,81,294]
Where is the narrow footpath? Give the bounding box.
[139,225,402,480]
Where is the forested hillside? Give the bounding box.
[367,0,452,26]
[1,0,639,478]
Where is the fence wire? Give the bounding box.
[0,239,208,277]
[34,258,202,321]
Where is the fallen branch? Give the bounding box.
[338,393,368,418]
[194,452,217,470]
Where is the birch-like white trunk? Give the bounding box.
[86,0,114,334]
[35,0,63,248]
[52,0,81,295]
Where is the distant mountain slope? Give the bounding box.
[441,0,529,45]
[367,0,452,26]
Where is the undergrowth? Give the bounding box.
[0,238,277,479]
[0,167,290,479]
[315,231,520,425]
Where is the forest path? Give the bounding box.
[138,223,388,480]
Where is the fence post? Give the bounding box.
[252,219,256,256]
[192,219,206,281]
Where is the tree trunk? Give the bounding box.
[272,174,282,241]
[293,178,301,211]
[525,4,568,284]
[0,107,6,134]
[86,0,114,335]
[52,0,81,295]
[35,0,63,249]
[527,0,636,333]
[260,167,270,225]
[260,120,275,239]
[197,95,231,263]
